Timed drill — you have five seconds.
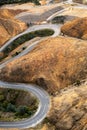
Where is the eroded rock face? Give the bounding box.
[0,9,27,47]
[0,36,87,93]
[48,82,87,130]
[73,0,87,4]
[61,17,87,40]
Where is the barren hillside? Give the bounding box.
[73,0,87,4]
[61,17,87,39]
[0,9,27,47]
[0,36,87,94]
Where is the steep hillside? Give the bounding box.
[0,9,27,47]
[73,0,87,4]
[61,17,87,40]
[48,81,87,130]
[0,36,87,94]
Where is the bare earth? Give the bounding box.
[0,9,27,48]
[61,17,87,39]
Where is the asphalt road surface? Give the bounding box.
[16,6,63,23]
[0,81,50,129]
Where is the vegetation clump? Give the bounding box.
[0,0,40,6]
[0,88,38,121]
[52,16,66,24]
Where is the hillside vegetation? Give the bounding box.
[0,88,38,121]
[0,0,40,5]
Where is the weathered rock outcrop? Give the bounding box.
[73,0,87,4]
[0,36,87,94]
[61,17,87,40]
[47,81,87,130]
[0,9,27,47]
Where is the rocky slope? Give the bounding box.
[48,82,87,130]
[0,9,27,47]
[0,36,87,94]
[73,0,87,4]
[61,17,87,40]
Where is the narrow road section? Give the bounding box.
[0,81,50,129]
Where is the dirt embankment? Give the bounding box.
[61,17,87,40]
[0,9,27,48]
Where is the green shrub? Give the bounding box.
[15,106,29,116]
[2,101,8,108]
[52,16,66,24]
[6,103,16,112]
[0,88,38,121]
[22,46,26,50]
[0,95,4,101]
[0,0,41,6]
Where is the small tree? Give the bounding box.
[6,103,16,112]
[16,106,28,116]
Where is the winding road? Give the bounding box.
[0,24,60,128]
[0,24,62,69]
[0,81,50,128]
[0,0,87,128]
[0,24,61,52]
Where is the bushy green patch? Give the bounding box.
[0,88,38,121]
[0,0,40,6]
[52,16,66,24]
